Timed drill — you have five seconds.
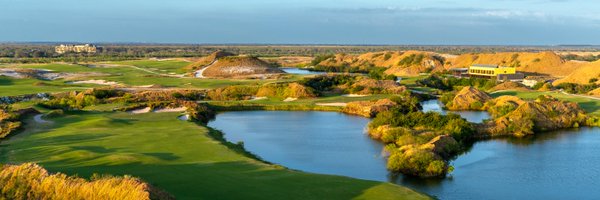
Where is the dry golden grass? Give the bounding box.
[445,51,586,77]
[184,50,235,71]
[317,51,445,76]
[489,82,530,92]
[261,56,313,67]
[554,60,600,85]
[0,163,172,200]
[589,88,600,97]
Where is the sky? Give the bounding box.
[2,0,600,45]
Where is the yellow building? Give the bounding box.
[468,64,516,78]
[55,44,97,54]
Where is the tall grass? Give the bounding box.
[0,163,173,200]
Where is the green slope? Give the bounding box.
[0,111,429,200]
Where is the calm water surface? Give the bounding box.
[209,107,600,199]
[280,68,326,75]
[421,99,491,123]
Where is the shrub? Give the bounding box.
[532,82,545,90]
[186,103,215,124]
[206,85,259,101]
[0,163,173,200]
[387,146,447,177]
[469,101,484,110]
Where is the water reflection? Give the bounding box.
[209,108,600,200]
[280,68,325,75]
[420,99,491,123]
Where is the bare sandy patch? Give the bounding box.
[70,79,120,86]
[249,96,268,101]
[154,107,187,113]
[129,107,151,114]
[178,114,190,121]
[342,94,369,97]
[283,97,297,102]
[316,102,347,107]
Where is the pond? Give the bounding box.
[209,111,388,181]
[209,109,600,199]
[280,68,326,75]
[421,99,491,123]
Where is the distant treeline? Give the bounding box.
[1,43,599,63]
[561,54,600,62]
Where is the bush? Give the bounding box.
[487,103,517,118]
[469,101,484,110]
[300,75,356,93]
[45,109,65,118]
[555,83,598,94]
[206,85,259,101]
[40,94,98,110]
[387,146,447,177]
[368,67,396,80]
[532,82,545,90]
[417,75,497,91]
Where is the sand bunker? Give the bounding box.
[154,107,187,113]
[249,96,268,101]
[316,102,347,107]
[70,79,120,86]
[130,107,188,114]
[129,107,152,114]
[283,97,298,102]
[178,114,190,121]
[342,94,369,97]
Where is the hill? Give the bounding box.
[201,55,284,78]
[444,51,582,77]
[315,51,589,77]
[184,50,235,71]
[316,51,445,76]
[589,88,600,97]
[489,81,530,92]
[447,86,492,110]
[553,60,600,85]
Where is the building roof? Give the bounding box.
[470,64,499,68]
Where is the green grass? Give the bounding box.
[106,59,191,74]
[0,63,305,96]
[0,76,92,96]
[0,111,429,200]
[491,90,600,117]
[398,76,428,87]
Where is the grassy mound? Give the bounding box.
[202,56,284,78]
[315,51,445,76]
[446,86,492,111]
[343,99,397,117]
[589,88,600,97]
[445,51,578,76]
[479,95,588,137]
[489,81,530,92]
[554,60,600,85]
[0,163,172,200]
[256,82,317,99]
[184,50,235,71]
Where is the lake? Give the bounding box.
[421,99,491,123]
[280,68,326,75]
[209,108,600,199]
